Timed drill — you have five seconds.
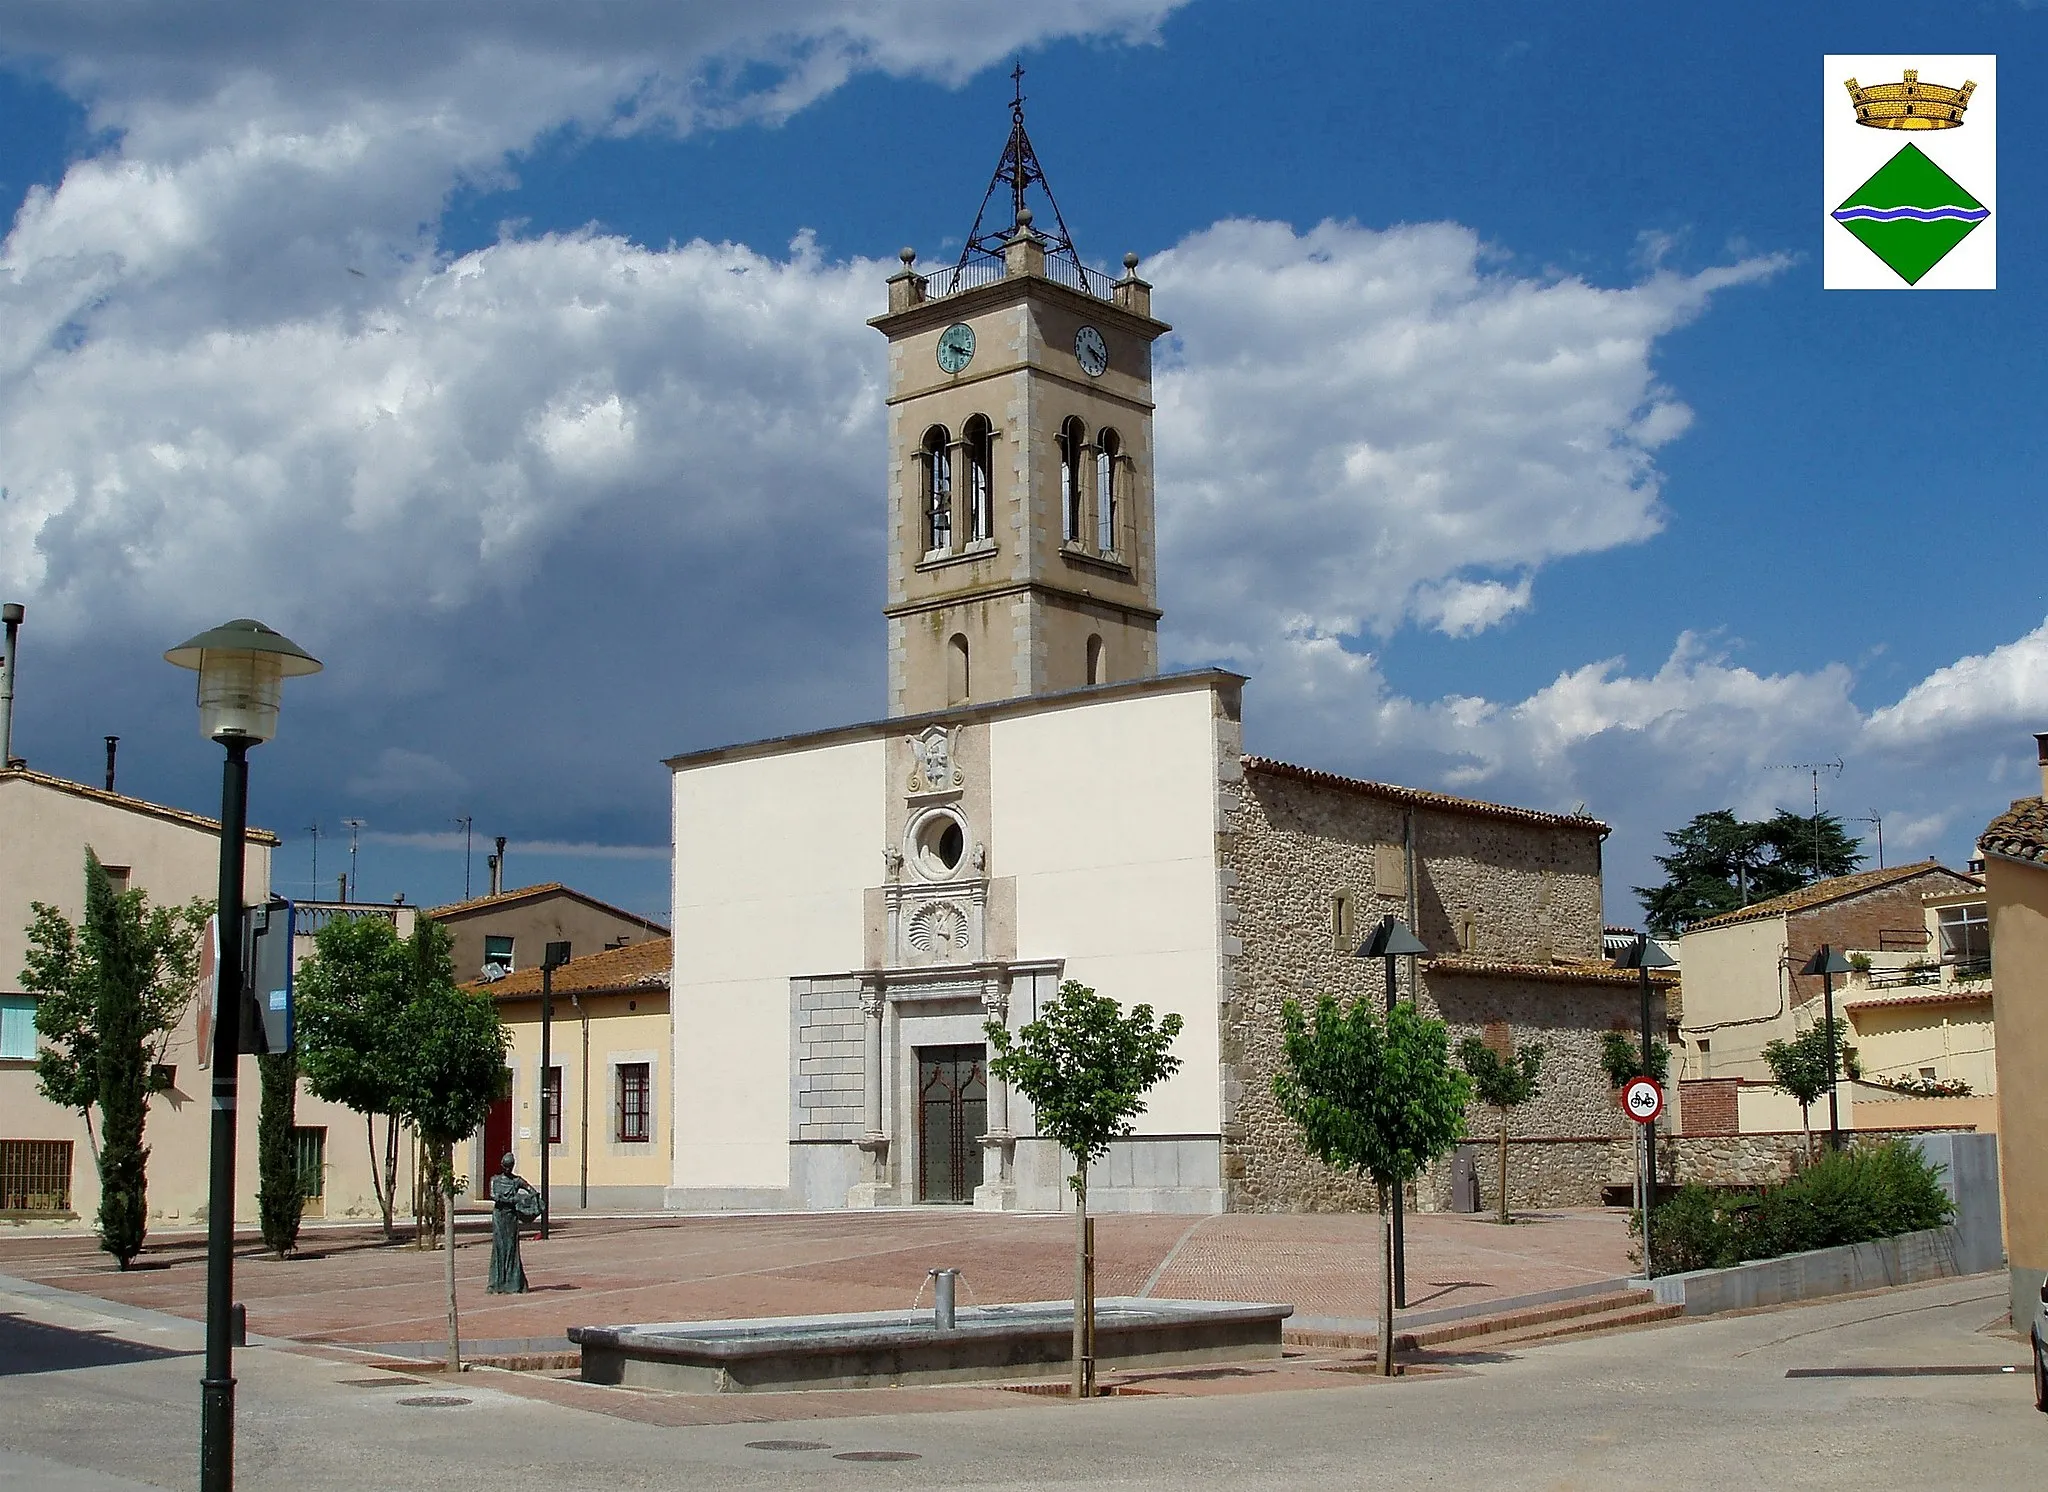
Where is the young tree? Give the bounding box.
[21,864,207,1163]
[295,913,412,1240]
[1275,996,1470,1376]
[87,851,151,1268]
[256,1051,306,1258]
[1636,809,1863,935]
[985,981,1182,1400]
[1761,1018,1857,1162]
[394,923,510,1371]
[1456,1034,1544,1226]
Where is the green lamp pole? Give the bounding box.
[1802,945,1853,1152]
[166,619,321,1492]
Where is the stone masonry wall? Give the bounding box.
[789,976,864,1141]
[1220,765,1639,1212]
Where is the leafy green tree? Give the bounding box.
[1762,1018,1857,1162]
[986,981,1182,1400]
[1599,1029,1671,1088]
[21,865,207,1162]
[256,1051,305,1258]
[1636,809,1863,935]
[295,913,413,1239]
[1456,1035,1544,1225]
[1274,996,1470,1376]
[394,920,510,1371]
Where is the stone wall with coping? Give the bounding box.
[789,976,864,1141]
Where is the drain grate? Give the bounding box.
[396,1395,472,1407]
[834,1451,922,1462]
[1786,1366,2022,1378]
[746,1441,831,1452]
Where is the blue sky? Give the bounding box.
[0,1,2041,925]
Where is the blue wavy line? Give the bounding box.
[1832,205,1989,223]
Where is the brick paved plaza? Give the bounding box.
[0,1207,1633,1353]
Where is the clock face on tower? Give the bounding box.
[935,323,976,374]
[1074,325,1108,377]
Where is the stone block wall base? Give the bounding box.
[846,1182,898,1208]
[971,1182,1019,1211]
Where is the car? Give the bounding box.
[2035,1279,2048,1414]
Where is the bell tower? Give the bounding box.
[871,78,1170,717]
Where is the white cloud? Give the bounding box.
[1865,618,2048,751]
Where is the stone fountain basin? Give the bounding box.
[568,1298,1292,1393]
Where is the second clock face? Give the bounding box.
[936,323,976,374]
[1074,325,1109,377]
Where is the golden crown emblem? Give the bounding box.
[1844,70,1975,130]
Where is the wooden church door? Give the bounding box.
[916,1046,987,1203]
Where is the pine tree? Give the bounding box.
[85,851,150,1268]
[1636,809,1863,935]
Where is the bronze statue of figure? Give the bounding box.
[487,1152,542,1294]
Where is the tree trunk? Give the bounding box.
[443,1142,460,1373]
[1800,1104,1813,1166]
[1071,1169,1090,1400]
[383,1114,400,1240]
[1378,1184,1395,1377]
[1497,1110,1511,1226]
[366,1113,393,1242]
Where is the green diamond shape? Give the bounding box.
[1832,143,1987,285]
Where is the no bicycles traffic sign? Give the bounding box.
[1622,1077,1664,1125]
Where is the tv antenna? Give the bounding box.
[305,820,321,899]
[341,818,365,903]
[1851,810,1884,869]
[455,814,474,899]
[1768,759,1844,879]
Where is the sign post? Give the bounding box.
[1623,1076,1664,1277]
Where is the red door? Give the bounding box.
[482,1094,512,1196]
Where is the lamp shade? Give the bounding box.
[1612,934,1677,971]
[164,619,321,743]
[1358,916,1430,960]
[1801,946,1853,977]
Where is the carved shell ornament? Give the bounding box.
[907,901,968,956]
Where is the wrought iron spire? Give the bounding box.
[943,64,1091,293]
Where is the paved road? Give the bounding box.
[1,1272,2035,1490]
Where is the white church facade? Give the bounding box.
[665,101,1662,1216]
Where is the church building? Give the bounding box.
[664,98,1661,1216]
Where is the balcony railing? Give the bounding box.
[291,902,402,937]
[921,250,1118,304]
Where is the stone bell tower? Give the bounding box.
[871,81,1171,717]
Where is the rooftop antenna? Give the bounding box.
[342,818,364,904]
[306,820,322,899]
[455,814,474,899]
[943,62,1097,295]
[1768,759,1845,880]
[1852,810,1884,869]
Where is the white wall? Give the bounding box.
[990,686,1222,1136]
[669,738,884,1190]
[1678,916,1790,1080]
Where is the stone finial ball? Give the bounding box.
[1123,252,1141,271]
[1017,207,1035,227]
[899,246,917,266]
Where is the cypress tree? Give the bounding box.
[257,1051,306,1257]
[86,850,150,1268]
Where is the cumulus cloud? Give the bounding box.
[1865,618,2048,752]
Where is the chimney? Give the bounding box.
[104,735,119,792]
[337,873,349,903]
[490,836,506,896]
[2036,732,2048,799]
[1,602,22,768]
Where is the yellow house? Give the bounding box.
[471,937,672,1212]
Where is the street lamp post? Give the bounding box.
[1611,933,1676,1275]
[538,940,571,1240]
[1358,915,1429,1309]
[1801,945,1853,1152]
[166,619,321,1492]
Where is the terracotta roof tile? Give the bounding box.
[1242,757,1609,834]
[1979,797,2048,865]
[469,937,671,1000]
[424,881,667,933]
[1845,985,1993,1013]
[1684,860,1960,933]
[1425,954,1677,989]
[0,765,282,845]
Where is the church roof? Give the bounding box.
[1425,954,1677,988]
[1241,757,1608,834]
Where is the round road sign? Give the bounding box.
[1622,1076,1664,1124]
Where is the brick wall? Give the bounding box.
[1679,1078,1741,1136]
[1784,867,1974,1008]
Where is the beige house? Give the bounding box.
[426,882,667,987]
[470,937,672,1211]
[665,109,1667,1217]
[0,767,412,1227]
[1979,737,2048,1327]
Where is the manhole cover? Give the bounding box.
[834,1451,922,1463]
[396,1395,472,1407]
[746,1441,831,1452]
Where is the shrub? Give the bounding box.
[1637,1140,1954,1276]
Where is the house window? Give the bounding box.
[1330,892,1355,953]
[483,935,514,978]
[1937,904,1989,973]
[1086,634,1104,686]
[963,415,993,543]
[0,1139,72,1212]
[543,1066,562,1145]
[0,995,36,1061]
[294,1127,327,1202]
[103,865,132,893]
[617,1063,652,1143]
[1697,1038,1712,1079]
[947,634,970,706]
[1095,427,1121,552]
[1059,417,1086,542]
[922,425,952,552]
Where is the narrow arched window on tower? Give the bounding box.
[1095,427,1121,553]
[947,633,971,705]
[1086,633,1105,686]
[922,425,952,553]
[963,415,993,544]
[1058,416,1086,543]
